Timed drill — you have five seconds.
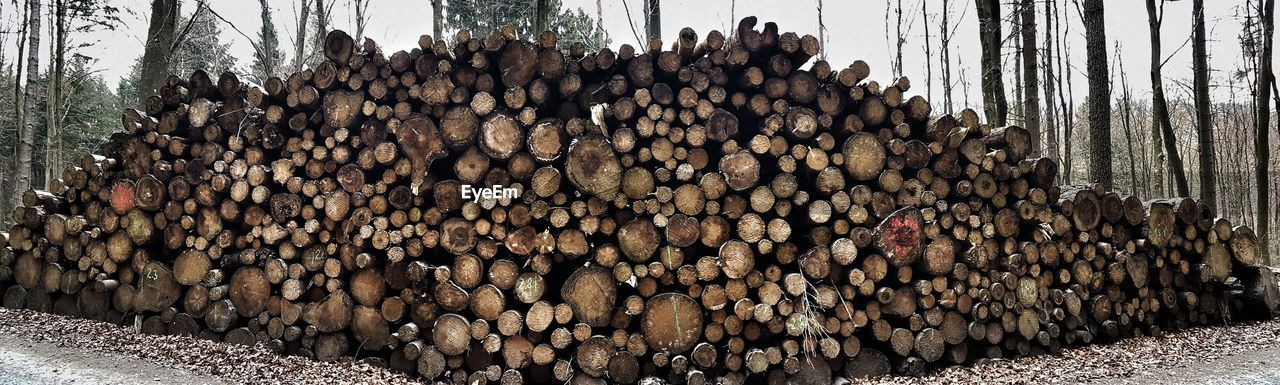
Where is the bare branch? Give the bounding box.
[620,0,645,48]
[170,0,209,53]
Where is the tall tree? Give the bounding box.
[292,0,311,71]
[1013,18,1023,124]
[118,6,235,103]
[644,0,660,39]
[46,0,67,187]
[1254,0,1275,263]
[596,0,604,47]
[1146,0,1188,197]
[940,0,954,114]
[8,0,30,221]
[818,0,827,61]
[251,0,285,83]
[1043,0,1058,165]
[1083,0,1111,187]
[535,0,549,34]
[1117,43,1141,196]
[137,0,179,106]
[1056,1,1075,183]
[1193,0,1217,213]
[1020,0,1039,153]
[895,0,904,78]
[352,0,370,42]
[312,0,331,64]
[960,54,972,107]
[922,0,931,103]
[432,0,443,39]
[975,0,1007,125]
[14,0,41,209]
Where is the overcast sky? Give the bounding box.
[0,0,1267,110]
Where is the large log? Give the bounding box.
[561,265,616,327]
[873,208,924,268]
[640,293,703,354]
[566,136,622,199]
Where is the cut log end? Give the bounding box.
[874,208,924,267]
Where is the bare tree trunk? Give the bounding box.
[1255,0,1275,264]
[941,0,954,114]
[353,0,370,42]
[1058,2,1075,184]
[960,53,971,107]
[1139,96,1154,196]
[818,0,827,61]
[8,0,29,224]
[976,0,1008,126]
[596,0,604,47]
[1014,24,1023,125]
[14,0,42,210]
[1043,0,1059,165]
[45,0,67,188]
[1084,0,1112,188]
[644,0,660,40]
[432,0,443,39]
[1021,0,1040,154]
[1118,46,1141,196]
[535,0,549,35]
[1146,0,1187,197]
[293,0,311,71]
[895,0,904,79]
[313,0,330,60]
[1151,109,1165,197]
[1193,0,1217,213]
[1180,106,1196,191]
[922,0,931,102]
[138,0,179,105]
[885,0,894,77]
[257,0,281,79]
[1272,81,1280,259]
[1234,97,1252,225]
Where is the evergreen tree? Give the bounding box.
[168,9,237,79]
[552,7,608,52]
[47,57,119,163]
[119,8,238,105]
[445,0,608,50]
[250,0,286,84]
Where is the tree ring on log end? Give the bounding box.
[641,293,703,354]
[873,207,924,267]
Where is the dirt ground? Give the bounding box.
[0,332,225,385]
[0,307,1278,384]
[1099,346,1280,385]
[0,308,422,385]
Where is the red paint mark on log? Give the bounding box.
[874,207,924,267]
[111,181,137,214]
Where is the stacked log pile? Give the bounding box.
[0,18,1273,385]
